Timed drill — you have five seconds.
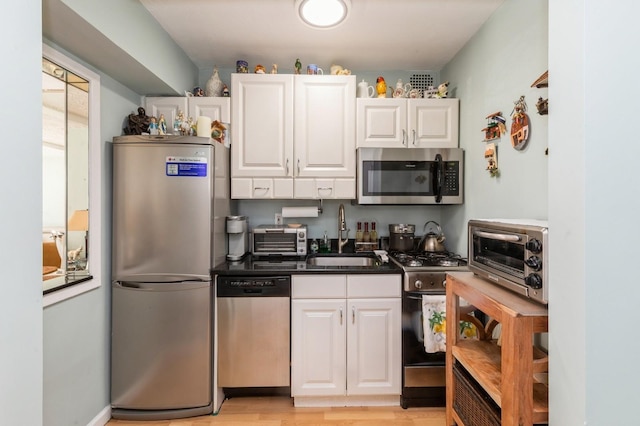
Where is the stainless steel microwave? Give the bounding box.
[357,148,464,204]
[468,219,548,304]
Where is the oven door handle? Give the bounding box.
[406,292,444,300]
[474,230,521,242]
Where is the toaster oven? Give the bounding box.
[468,219,548,304]
[252,224,308,257]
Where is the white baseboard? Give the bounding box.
[86,405,111,426]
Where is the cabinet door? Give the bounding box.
[291,299,347,397]
[346,298,401,395]
[231,74,294,177]
[356,98,407,148]
[295,75,356,177]
[188,97,230,123]
[145,97,188,132]
[408,98,459,148]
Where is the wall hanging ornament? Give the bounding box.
[484,142,499,177]
[482,111,506,141]
[510,95,530,150]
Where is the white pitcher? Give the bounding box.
[357,79,375,98]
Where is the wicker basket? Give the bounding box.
[453,362,501,426]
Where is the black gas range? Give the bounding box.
[389,250,468,293]
[389,250,468,409]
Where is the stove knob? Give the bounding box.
[525,255,542,271]
[525,273,543,289]
[442,279,447,288]
[414,280,423,289]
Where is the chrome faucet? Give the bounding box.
[338,203,350,253]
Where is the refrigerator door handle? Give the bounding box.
[114,280,210,291]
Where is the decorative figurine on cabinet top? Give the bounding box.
[295,58,302,75]
[158,114,167,135]
[271,64,278,74]
[254,64,266,74]
[376,76,387,98]
[205,66,224,97]
[424,81,450,99]
[124,107,151,135]
[148,116,158,135]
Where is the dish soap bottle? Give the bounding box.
[322,231,330,253]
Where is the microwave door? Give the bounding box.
[432,153,443,203]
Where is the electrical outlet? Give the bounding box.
[275,213,283,225]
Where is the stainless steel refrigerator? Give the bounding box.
[110,135,229,420]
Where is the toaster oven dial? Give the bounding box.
[525,255,542,271]
[525,238,542,253]
[525,273,543,289]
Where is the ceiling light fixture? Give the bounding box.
[296,0,350,29]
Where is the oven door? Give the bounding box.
[357,148,463,205]
[402,291,447,385]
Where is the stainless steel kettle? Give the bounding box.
[419,221,446,252]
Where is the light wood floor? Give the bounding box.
[107,396,447,425]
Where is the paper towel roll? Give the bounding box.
[196,116,211,138]
[281,207,319,218]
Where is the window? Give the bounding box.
[42,45,101,305]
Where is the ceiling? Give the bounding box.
[139,0,505,73]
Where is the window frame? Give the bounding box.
[42,44,102,308]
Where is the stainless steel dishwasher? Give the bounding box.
[217,276,291,388]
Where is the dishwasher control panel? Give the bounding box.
[216,275,290,297]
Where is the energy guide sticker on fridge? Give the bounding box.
[166,156,208,177]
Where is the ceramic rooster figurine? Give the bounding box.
[376,76,387,98]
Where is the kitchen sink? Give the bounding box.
[306,254,379,267]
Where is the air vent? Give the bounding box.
[410,72,438,97]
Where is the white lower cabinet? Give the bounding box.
[291,274,401,406]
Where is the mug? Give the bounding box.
[357,80,375,98]
[307,64,324,75]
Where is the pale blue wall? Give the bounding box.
[41,41,143,426]
[0,1,44,425]
[440,0,549,255]
[559,1,640,424]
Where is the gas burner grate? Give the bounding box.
[389,250,467,268]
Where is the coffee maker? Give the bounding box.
[226,216,248,261]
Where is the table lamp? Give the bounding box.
[68,209,89,259]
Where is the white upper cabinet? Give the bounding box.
[188,97,230,123]
[231,74,294,178]
[231,74,356,199]
[357,98,459,148]
[294,75,356,178]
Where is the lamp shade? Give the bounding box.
[68,209,89,231]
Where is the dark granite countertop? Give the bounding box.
[212,253,402,276]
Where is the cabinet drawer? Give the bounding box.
[347,274,401,298]
[292,275,346,299]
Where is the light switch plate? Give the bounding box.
[275,213,282,225]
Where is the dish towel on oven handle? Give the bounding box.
[421,295,477,353]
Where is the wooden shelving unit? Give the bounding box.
[445,272,549,426]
